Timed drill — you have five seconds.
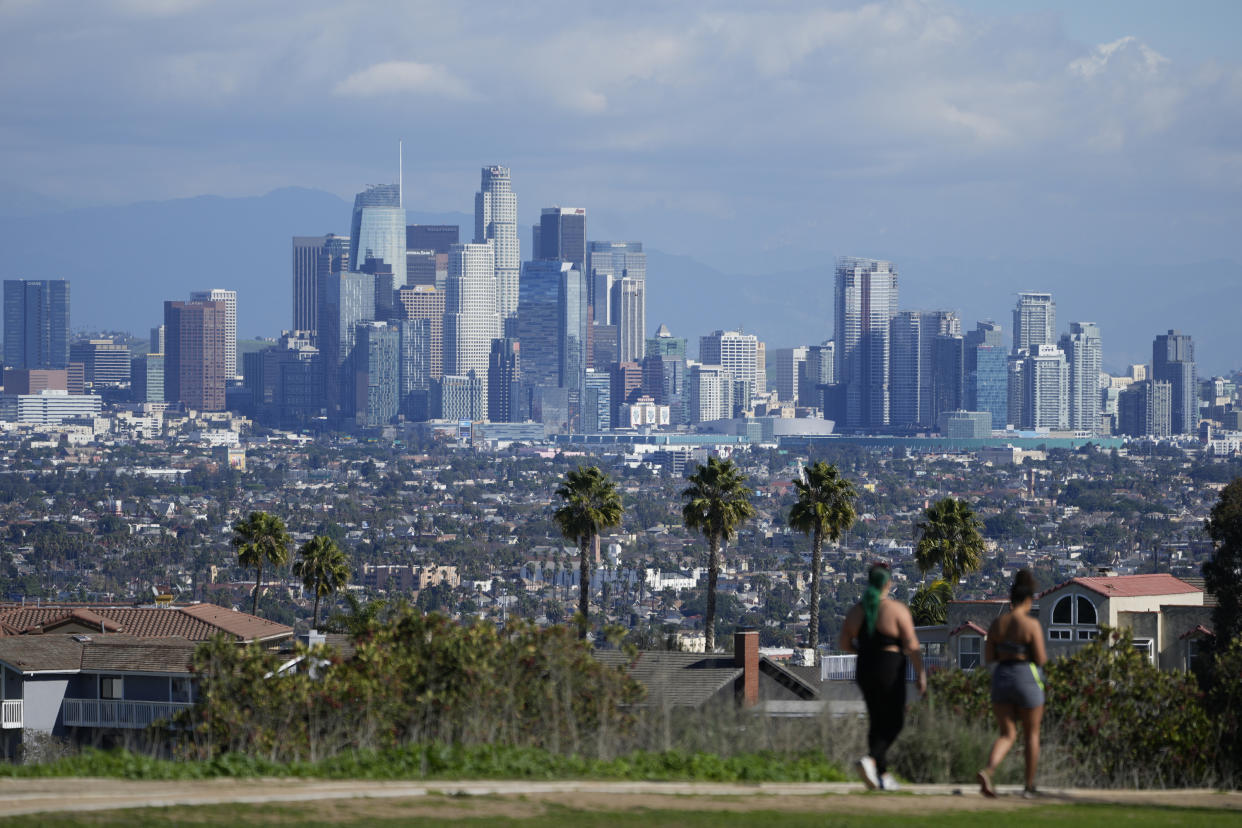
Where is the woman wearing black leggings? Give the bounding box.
[839,563,926,791]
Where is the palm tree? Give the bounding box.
[788,461,857,656]
[682,456,756,652]
[292,535,350,629]
[915,497,986,585]
[231,511,292,616]
[553,465,624,639]
[910,578,954,625]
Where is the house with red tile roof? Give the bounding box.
[0,602,293,645]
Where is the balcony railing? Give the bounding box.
[62,699,192,730]
[820,653,951,682]
[1,699,21,729]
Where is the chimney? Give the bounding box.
[734,627,760,707]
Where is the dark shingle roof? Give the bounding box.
[595,650,741,708]
[0,635,196,675]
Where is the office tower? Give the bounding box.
[406,249,437,288]
[396,318,431,420]
[756,342,766,395]
[931,334,964,426]
[350,182,406,301]
[4,279,69,370]
[687,364,733,424]
[1118,379,1172,437]
[1022,344,1069,429]
[517,260,587,393]
[319,271,375,419]
[436,373,484,421]
[592,324,619,368]
[835,257,897,429]
[443,242,499,416]
[774,347,807,403]
[588,240,646,332]
[131,355,165,404]
[609,361,643,427]
[610,277,646,364]
[642,350,685,420]
[69,339,130,387]
[700,330,761,407]
[561,264,589,397]
[965,321,1007,430]
[245,331,322,427]
[475,166,520,319]
[406,225,459,254]
[488,337,521,423]
[305,235,350,339]
[646,324,686,359]
[190,289,237,379]
[293,236,328,333]
[1152,330,1197,434]
[582,369,611,432]
[1013,292,1056,355]
[164,300,227,411]
[1060,322,1103,434]
[354,321,400,427]
[538,207,587,272]
[396,285,444,380]
[889,311,922,427]
[921,312,961,423]
[150,325,165,355]
[799,342,835,412]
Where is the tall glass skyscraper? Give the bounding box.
[965,321,1007,430]
[1152,330,1197,434]
[475,166,520,320]
[835,257,897,430]
[354,321,400,427]
[1013,292,1056,355]
[4,279,70,370]
[443,242,499,416]
[350,183,406,311]
[319,271,375,419]
[587,240,645,338]
[1060,322,1102,435]
[539,207,587,272]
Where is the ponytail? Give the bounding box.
[862,565,891,637]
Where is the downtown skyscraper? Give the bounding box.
[835,257,897,430]
[475,166,520,321]
[1060,322,1103,435]
[164,299,227,411]
[349,183,406,308]
[4,279,70,371]
[1013,292,1056,354]
[443,242,499,419]
[1153,330,1197,434]
[190,289,237,379]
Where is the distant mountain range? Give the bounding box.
[3,187,1237,374]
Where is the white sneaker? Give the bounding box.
[856,756,880,790]
[879,773,899,791]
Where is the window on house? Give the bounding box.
[959,636,982,670]
[1077,596,1098,626]
[1133,639,1153,664]
[1187,639,1205,673]
[1049,629,1071,640]
[171,677,192,703]
[100,676,123,700]
[1052,596,1073,625]
[1077,629,1099,640]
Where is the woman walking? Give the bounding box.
[839,562,926,791]
[978,569,1047,798]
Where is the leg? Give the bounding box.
[868,655,906,776]
[987,703,1019,772]
[1019,705,1043,790]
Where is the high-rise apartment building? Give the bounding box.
[835,258,897,430]
[397,318,432,421]
[889,311,922,427]
[350,183,406,302]
[1013,292,1056,355]
[475,166,520,320]
[190,289,237,379]
[1022,344,1069,430]
[1118,379,1172,437]
[4,279,69,371]
[1152,330,1197,435]
[164,300,227,411]
[396,285,444,380]
[774,347,808,403]
[687,364,733,424]
[443,242,499,416]
[700,330,762,410]
[354,321,400,427]
[1060,322,1102,435]
[245,331,322,428]
[799,343,835,412]
[538,207,587,272]
[582,369,611,432]
[436,373,484,421]
[964,321,1007,430]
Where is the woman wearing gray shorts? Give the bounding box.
[977,570,1047,798]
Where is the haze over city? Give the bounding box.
[2,0,1240,372]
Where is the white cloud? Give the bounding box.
[333,61,475,100]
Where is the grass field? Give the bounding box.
[2,799,1237,827]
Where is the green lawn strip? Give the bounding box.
[0,802,1237,828]
[0,744,848,783]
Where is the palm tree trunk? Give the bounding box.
[578,534,591,639]
[312,591,321,630]
[705,536,719,652]
[252,562,262,616]
[809,529,822,658]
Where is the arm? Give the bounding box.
[839,605,861,653]
[1029,617,1048,667]
[984,617,1000,666]
[898,604,927,696]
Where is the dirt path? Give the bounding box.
[0,778,1236,820]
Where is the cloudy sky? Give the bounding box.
[1,0,1240,360]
